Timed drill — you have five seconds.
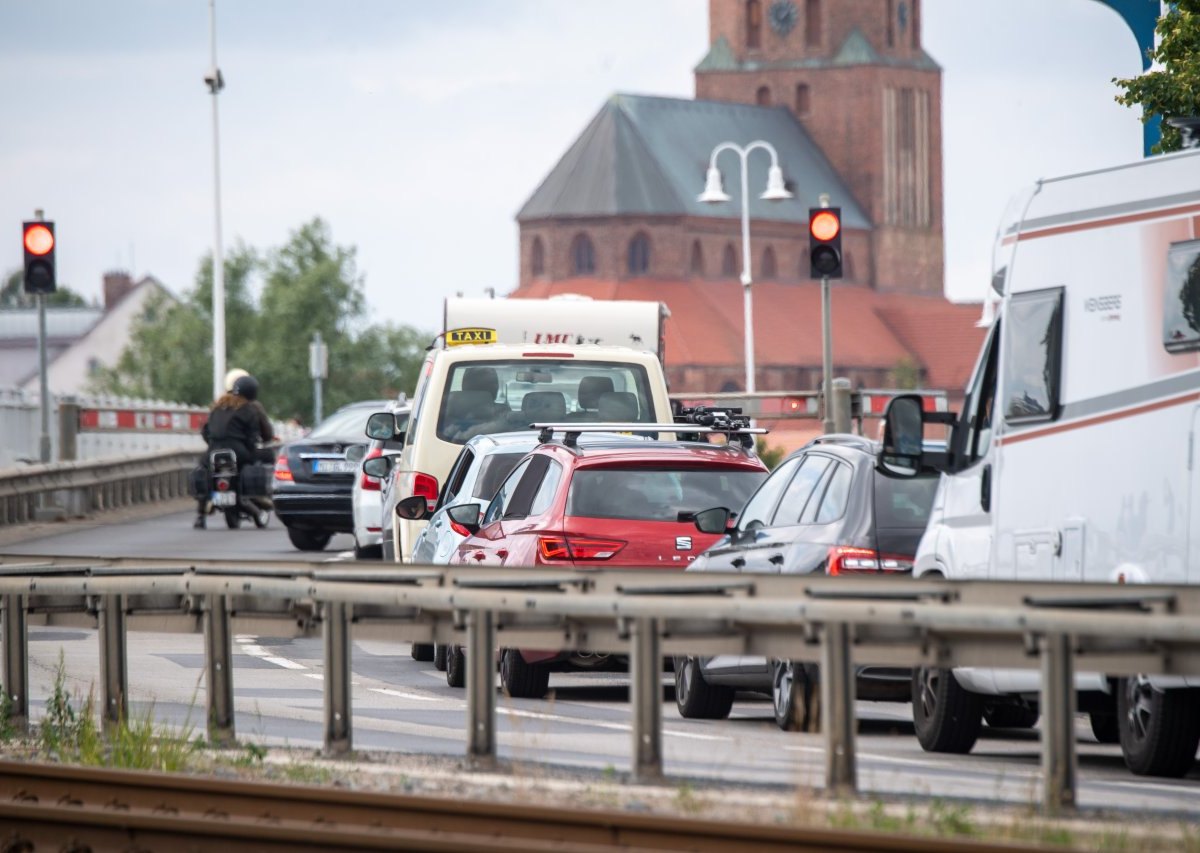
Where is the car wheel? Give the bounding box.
[772,660,816,732]
[983,703,1038,729]
[500,648,549,699]
[1090,710,1120,744]
[410,643,435,663]
[1117,676,1200,777]
[433,643,448,671]
[224,509,241,529]
[446,645,466,688]
[912,667,983,754]
[353,540,382,560]
[674,656,734,720]
[286,527,331,552]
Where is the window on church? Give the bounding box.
[911,0,920,49]
[756,86,771,106]
[690,240,705,276]
[887,0,895,47]
[722,244,738,278]
[571,233,595,276]
[627,232,651,276]
[747,0,762,49]
[795,84,810,116]
[761,246,777,280]
[805,0,820,47]
[531,237,545,277]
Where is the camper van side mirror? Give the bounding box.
[879,395,924,478]
[365,412,397,440]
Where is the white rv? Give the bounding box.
[880,146,1200,777]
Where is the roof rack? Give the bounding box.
[530,419,766,449]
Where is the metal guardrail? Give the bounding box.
[0,450,197,524]
[2,556,1199,815]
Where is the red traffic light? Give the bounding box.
[23,223,54,256]
[810,210,840,242]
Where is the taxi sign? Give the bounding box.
[446,327,497,346]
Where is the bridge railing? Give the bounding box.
[2,556,1197,814]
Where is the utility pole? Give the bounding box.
[310,332,328,425]
[206,0,227,401]
[817,193,835,434]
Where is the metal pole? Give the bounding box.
[1040,633,1077,814]
[466,610,496,767]
[739,152,756,394]
[208,0,227,401]
[323,601,352,755]
[821,275,834,434]
[36,294,51,463]
[832,377,852,434]
[312,331,324,425]
[630,617,663,781]
[2,595,28,734]
[97,594,128,731]
[821,621,856,794]
[203,593,235,745]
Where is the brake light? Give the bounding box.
[413,472,438,511]
[826,546,913,575]
[360,448,383,491]
[523,352,574,358]
[537,535,625,561]
[273,455,293,482]
[216,479,230,492]
[449,518,475,538]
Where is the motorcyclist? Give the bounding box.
[195,374,275,529]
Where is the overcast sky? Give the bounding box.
[0,1,1146,336]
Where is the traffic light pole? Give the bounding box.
[36,291,51,463]
[821,274,834,435]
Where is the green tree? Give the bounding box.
[1114,1,1200,154]
[0,269,89,308]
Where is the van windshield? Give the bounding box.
[436,360,655,444]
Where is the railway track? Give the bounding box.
[0,760,1038,852]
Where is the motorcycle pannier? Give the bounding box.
[240,463,272,497]
[187,466,209,498]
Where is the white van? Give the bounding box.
[880,146,1200,777]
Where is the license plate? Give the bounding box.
[211,491,237,507]
[313,459,355,474]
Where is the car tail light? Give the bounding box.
[537,535,625,562]
[826,546,913,575]
[449,518,475,538]
[216,479,230,492]
[360,448,383,491]
[274,455,293,482]
[413,472,438,511]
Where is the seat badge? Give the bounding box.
[676,536,693,551]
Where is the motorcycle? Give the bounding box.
[195,449,271,529]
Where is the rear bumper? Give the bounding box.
[273,492,354,533]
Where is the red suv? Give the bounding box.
[441,430,768,696]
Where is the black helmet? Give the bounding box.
[232,374,259,401]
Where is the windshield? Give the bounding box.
[566,466,765,522]
[307,406,376,442]
[436,360,655,444]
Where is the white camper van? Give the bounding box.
[879,146,1200,777]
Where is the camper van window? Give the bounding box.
[961,323,1000,466]
[1162,240,1200,353]
[1004,288,1064,424]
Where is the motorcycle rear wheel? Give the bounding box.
[224,509,241,529]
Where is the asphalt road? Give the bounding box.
[4,509,1200,815]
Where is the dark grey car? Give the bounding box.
[676,435,939,729]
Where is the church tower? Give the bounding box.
[695,0,943,295]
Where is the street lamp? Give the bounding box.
[205,0,227,402]
[698,141,792,394]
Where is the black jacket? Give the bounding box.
[202,396,273,464]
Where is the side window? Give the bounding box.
[959,321,1000,466]
[501,455,553,521]
[405,366,433,446]
[813,463,853,523]
[1003,287,1064,424]
[438,449,475,510]
[772,455,832,525]
[1163,240,1200,352]
[737,457,802,532]
[483,458,531,526]
[528,460,563,515]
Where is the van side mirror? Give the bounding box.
[363,454,393,480]
[446,503,482,535]
[365,412,397,440]
[395,493,430,521]
[879,395,925,477]
[693,506,732,535]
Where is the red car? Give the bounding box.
[442,429,768,697]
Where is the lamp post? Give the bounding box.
[205,0,227,402]
[698,141,792,394]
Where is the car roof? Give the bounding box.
[540,440,766,470]
[338,399,393,411]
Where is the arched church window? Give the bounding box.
[571,233,595,275]
[690,240,705,276]
[722,244,738,278]
[795,83,810,116]
[756,86,772,106]
[531,237,545,277]
[747,0,762,49]
[805,0,821,47]
[627,232,651,276]
[761,246,777,280]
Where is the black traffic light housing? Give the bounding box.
[22,221,57,294]
[808,207,842,279]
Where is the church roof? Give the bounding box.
[516,94,871,229]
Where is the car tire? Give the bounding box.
[983,703,1039,729]
[410,643,435,663]
[433,643,448,672]
[353,540,382,560]
[772,660,816,732]
[224,509,241,529]
[446,645,466,688]
[912,667,983,754]
[500,648,549,699]
[1090,711,1120,744]
[1117,676,1200,777]
[286,527,331,552]
[674,656,734,720]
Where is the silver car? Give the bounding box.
[351,397,409,559]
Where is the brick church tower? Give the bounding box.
[695,0,944,294]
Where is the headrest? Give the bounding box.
[521,391,567,421]
[445,390,495,422]
[577,376,615,409]
[597,391,639,422]
[462,366,499,397]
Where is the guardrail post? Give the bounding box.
[630,616,663,781]
[323,601,352,756]
[821,621,856,795]
[97,594,127,731]
[58,400,79,461]
[2,595,28,734]
[466,609,496,767]
[203,593,235,746]
[1040,632,1076,814]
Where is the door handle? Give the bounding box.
[496,549,509,560]
[769,554,784,566]
[472,551,485,562]
[731,557,746,569]
[981,464,992,513]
